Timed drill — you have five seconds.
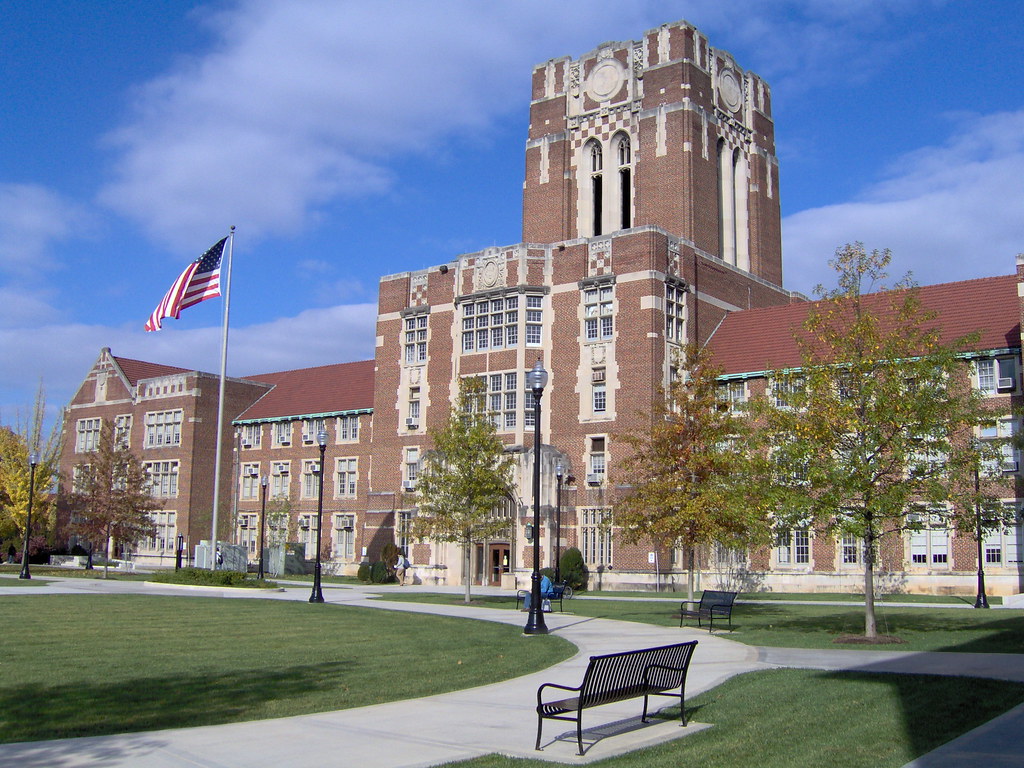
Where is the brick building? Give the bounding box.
[57,348,272,565]
[54,20,1024,595]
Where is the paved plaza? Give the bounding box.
[1,576,1023,767]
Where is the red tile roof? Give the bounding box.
[236,359,375,420]
[113,356,193,385]
[708,274,1021,376]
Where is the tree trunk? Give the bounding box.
[687,546,696,603]
[103,529,112,580]
[464,541,472,604]
[863,524,877,638]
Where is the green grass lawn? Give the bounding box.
[440,668,1024,768]
[0,565,151,581]
[0,594,573,744]
[376,593,1024,654]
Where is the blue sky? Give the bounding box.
[2,0,1023,432]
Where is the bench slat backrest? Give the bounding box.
[578,642,696,708]
[701,590,736,609]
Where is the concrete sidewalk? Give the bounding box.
[2,577,1024,766]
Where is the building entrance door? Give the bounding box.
[489,544,510,586]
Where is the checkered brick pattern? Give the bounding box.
[588,239,612,276]
[409,274,428,306]
[567,105,640,170]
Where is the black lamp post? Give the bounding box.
[309,428,328,603]
[524,360,549,635]
[974,461,989,608]
[258,474,269,580]
[19,451,39,580]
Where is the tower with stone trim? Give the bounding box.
[523,21,782,286]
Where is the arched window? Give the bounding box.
[615,133,632,230]
[717,138,735,265]
[587,140,603,237]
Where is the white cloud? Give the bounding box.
[0,183,91,277]
[782,109,1024,294]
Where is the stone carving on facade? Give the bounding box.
[591,345,607,365]
[569,62,581,97]
[474,253,506,292]
[632,42,644,79]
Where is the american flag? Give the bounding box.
[145,237,227,332]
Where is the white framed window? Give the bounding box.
[776,528,810,565]
[484,371,518,430]
[404,314,428,364]
[302,459,323,499]
[840,534,860,566]
[408,388,421,426]
[583,285,614,342]
[592,382,607,414]
[976,357,1018,395]
[526,295,543,347]
[580,507,613,566]
[272,422,292,447]
[404,448,420,486]
[717,381,747,411]
[76,418,102,453]
[771,376,805,409]
[337,414,360,442]
[72,464,91,493]
[588,437,606,483]
[665,283,686,342]
[270,461,290,498]
[302,418,327,445]
[524,387,538,428]
[240,423,262,448]
[979,417,1020,474]
[144,410,183,448]
[587,139,603,237]
[114,415,132,448]
[333,513,356,560]
[141,511,176,553]
[335,458,357,498]
[983,505,1022,565]
[144,460,179,498]
[397,510,413,555]
[909,510,950,567]
[297,514,317,559]
[241,463,260,499]
[237,513,258,555]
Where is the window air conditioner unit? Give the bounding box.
[309,462,321,473]
[998,378,1016,390]
[402,480,416,491]
[1002,460,1019,474]
[303,437,314,444]
[586,473,604,485]
[279,440,291,446]
[239,519,248,528]
[273,468,288,476]
[300,521,310,530]
[247,467,258,477]
[592,369,606,382]
[242,441,252,449]
[406,418,418,428]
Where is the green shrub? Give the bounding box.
[559,547,588,591]
[369,561,394,584]
[357,562,371,582]
[149,568,276,589]
[539,567,556,582]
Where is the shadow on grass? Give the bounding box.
[0,661,355,745]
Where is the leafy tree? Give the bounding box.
[67,418,159,578]
[0,384,61,547]
[753,243,1002,638]
[410,376,515,603]
[616,343,770,602]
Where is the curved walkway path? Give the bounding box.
[1,576,1023,767]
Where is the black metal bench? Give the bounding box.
[679,589,737,632]
[535,640,698,755]
[516,580,572,612]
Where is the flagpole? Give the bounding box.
[209,226,235,569]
